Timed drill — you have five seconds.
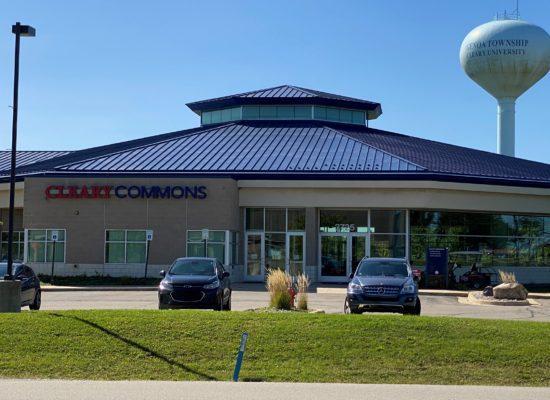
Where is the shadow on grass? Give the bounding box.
[51,313,216,380]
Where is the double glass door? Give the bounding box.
[245,232,305,281]
[320,233,368,282]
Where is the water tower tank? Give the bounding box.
[460,17,550,157]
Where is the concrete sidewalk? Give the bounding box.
[39,283,550,299]
[0,380,548,400]
[317,286,550,299]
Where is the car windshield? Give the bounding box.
[356,260,408,277]
[169,259,215,276]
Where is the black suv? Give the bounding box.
[345,258,420,315]
[158,257,231,310]
[0,263,42,310]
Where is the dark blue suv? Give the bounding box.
[158,257,231,310]
[345,258,420,315]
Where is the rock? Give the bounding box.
[482,286,493,297]
[492,283,528,300]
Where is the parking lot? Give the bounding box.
[38,285,550,321]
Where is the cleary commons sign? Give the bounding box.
[45,185,208,200]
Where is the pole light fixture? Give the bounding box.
[5,22,35,280]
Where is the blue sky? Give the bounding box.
[1,0,549,163]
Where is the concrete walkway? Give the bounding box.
[0,380,548,400]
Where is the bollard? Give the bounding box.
[232,332,248,382]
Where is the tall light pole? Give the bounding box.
[5,22,35,280]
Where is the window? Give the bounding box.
[409,211,550,267]
[201,107,242,125]
[201,105,366,125]
[244,208,306,274]
[0,231,24,261]
[314,106,365,125]
[187,230,229,264]
[105,230,147,264]
[27,229,66,263]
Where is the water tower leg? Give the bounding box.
[497,98,516,157]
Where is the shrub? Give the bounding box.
[270,290,292,310]
[266,269,292,310]
[296,273,310,311]
[498,270,517,284]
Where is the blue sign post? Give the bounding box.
[232,332,249,382]
[425,248,449,288]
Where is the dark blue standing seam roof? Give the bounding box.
[336,123,550,183]
[186,85,382,119]
[55,122,423,173]
[0,150,72,173]
[5,121,550,188]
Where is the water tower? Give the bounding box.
[460,14,550,157]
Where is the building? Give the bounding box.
[0,85,549,283]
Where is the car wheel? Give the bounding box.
[29,290,41,311]
[344,298,361,314]
[223,293,232,311]
[158,301,169,310]
[404,298,421,315]
[213,295,223,311]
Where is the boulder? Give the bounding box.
[492,282,528,300]
[482,286,493,297]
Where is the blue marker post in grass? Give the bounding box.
[232,332,249,382]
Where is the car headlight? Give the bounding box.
[401,284,416,294]
[159,280,173,290]
[203,280,220,289]
[348,281,362,293]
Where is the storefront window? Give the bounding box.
[105,230,147,264]
[319,210,369,233]
[370,234,406,258]
[246,208,264,230]
[244,208,306,277]
[186,230,227,264]
[370,210,406,233]
[410,211,550,267]
[287,208,306,231]
[265,208,286,232]
[0,231,24,262]
[27,229,66,263]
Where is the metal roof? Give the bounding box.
[55,121,423,173]
[10,119,541,187]
[0,150,72,173]
[186,85,382,119]
[338,124,550,183]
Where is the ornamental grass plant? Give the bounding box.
[296,273,310,311]
[266,269,292,310]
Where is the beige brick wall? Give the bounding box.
[23,177,240,267]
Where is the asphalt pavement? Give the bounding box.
[37,285,550,321]
[0,380,548,400]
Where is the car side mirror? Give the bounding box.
[222,271,230,279]
[159,270,166,277]
[348,273,354,279]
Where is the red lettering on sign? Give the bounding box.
[80,185,90,198]
[102,186,112,198]
[45,186,56,199]
[67,186,78,199]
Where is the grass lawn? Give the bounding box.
[0,310,549,386]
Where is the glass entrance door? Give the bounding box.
[287,233,305,276]
[320,233,368,281]
[350,234,367,275]
[320,234,348,280]
[245,233,264,281]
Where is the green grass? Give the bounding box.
[1,310,549,386]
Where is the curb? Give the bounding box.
[41,286,157,292]
[316,287,550,299]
